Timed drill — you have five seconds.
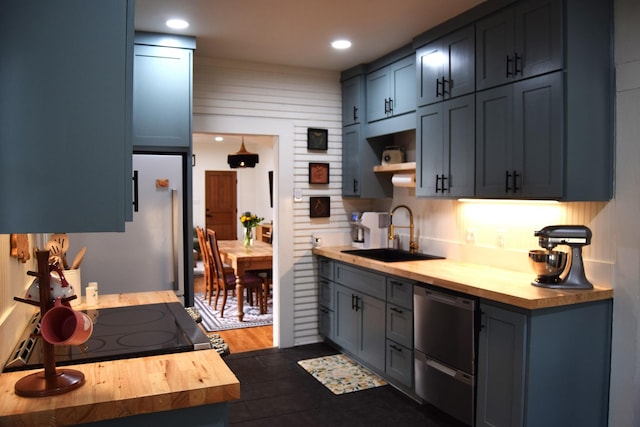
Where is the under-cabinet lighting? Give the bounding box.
[458,199,563,228]
[458,199,559,205]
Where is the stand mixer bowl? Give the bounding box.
[528,249,568,283]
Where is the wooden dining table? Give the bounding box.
[217,239,273,321]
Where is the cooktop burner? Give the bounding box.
[4,302,211,372]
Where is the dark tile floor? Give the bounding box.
[224,342,467,427]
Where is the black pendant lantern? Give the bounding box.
[227,137,259,168]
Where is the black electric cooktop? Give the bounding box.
[4,302,211,372]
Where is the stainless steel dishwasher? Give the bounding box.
[414,284,478,426]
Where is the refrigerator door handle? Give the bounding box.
[171,189,179,292]
[132,170,139,212]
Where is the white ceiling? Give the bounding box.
[134,0,485,72]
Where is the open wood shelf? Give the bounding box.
[373,162,416,173]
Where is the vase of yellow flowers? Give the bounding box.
[240,211,264,248]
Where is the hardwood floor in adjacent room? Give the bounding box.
[194,275,274,354]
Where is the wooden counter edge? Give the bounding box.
[0,291,240,426]
[313,246,613,310]
[0,349,240,426]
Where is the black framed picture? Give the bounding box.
[307,128,328,150]
[309,196,330,218]
[309,162,329,184]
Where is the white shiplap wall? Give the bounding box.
[192,57,348,346]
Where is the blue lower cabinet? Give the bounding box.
[476,299,612,427]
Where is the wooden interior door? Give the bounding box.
[205,171,237,240]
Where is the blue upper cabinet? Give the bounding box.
[366,56,416,123]
[133,33,196,148]
[476,0,563,91]
[365,53,417,138]
[342,75,365,127]
[341,71,393,199]
[417,25,475,107]
[0,0,134,233]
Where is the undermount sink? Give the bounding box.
[341,248,445,263]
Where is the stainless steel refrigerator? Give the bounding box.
[68,154,185,303]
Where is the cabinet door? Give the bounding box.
[367,56,415,123]
[476,7,515,91]
[445,26,476,100]
[366,67,390,122]
[342,75,364,126]
[341,126,361,197]
[515,72,563,198]
[333,284,359,354]
[417,41,445,106]
[416,103,444,196]
[514,0,563,80]
[418,26,474,106]
[476,303,527,427]
[133,45,192,147]
[444,94,476,198]
[475,85,514,198]
[477,0,562,91]
[418,94,475,198]
[389,56,416,117]
[358,293,386,371]
[0,0,134,233]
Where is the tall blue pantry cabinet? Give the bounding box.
[132,31,196,305]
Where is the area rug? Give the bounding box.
[297,354,387,395]
[193,292,272,331]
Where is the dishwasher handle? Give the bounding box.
[426,357,473,385]
[426,358,457,377]
[423,289,475,311]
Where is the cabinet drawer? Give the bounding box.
[335,263,386,300]
[318,257,334,281]
[386,303,413,349]
[319,278,334,310]
[386,340,413,388]
[319,306,333,339]
[387,277,414,309]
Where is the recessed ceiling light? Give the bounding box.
[214,136,224,142]
[166,19,189,30]
[331,39,352,50]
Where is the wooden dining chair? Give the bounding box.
[208,229,264,317]
[195,227,213,304]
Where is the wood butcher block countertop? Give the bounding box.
[0,291,240,426]
[313,246,613,310]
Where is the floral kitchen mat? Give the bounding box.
[297,354,387,395]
